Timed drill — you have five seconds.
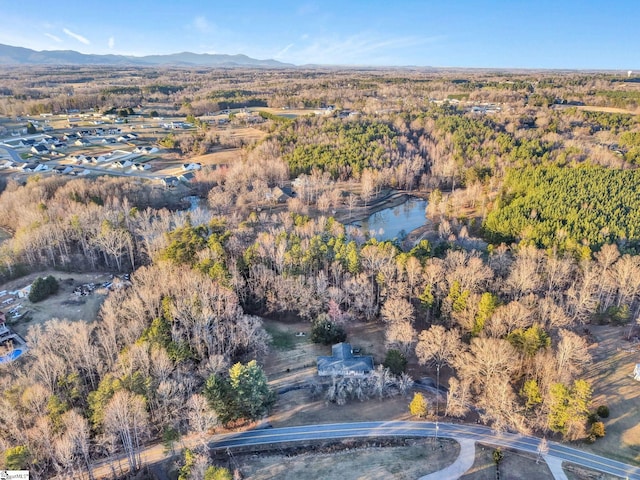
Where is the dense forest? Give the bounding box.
[1,67,640,478]
[484,165,640,250]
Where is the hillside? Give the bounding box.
[0,43,293,67]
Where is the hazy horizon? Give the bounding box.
[2,1,639,69]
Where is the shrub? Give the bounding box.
[587,412,600,425]
[596,405,610,418]
[409,392,428,418]
[383,349,408,375]
[493,448,504,465]
[28,275,59,303]
[204,466,233,480]
[310,316,346,345]
[4,445,30,470]
[590,421,606,440]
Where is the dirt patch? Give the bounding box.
[221,126,267,143]
[579,325,640,465]
[187,148,243,167]
[271,388,414,427]
[0,271,113,336]
[461,444,553,480]
[233,438,459,480]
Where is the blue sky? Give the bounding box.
[1,0,638,68]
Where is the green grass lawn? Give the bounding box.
[266,325,296,350]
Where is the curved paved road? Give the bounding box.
[0,144,22,162]
[418,437,476,480]
[207,421,640,480]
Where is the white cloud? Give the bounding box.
[193,16,210,33]
[63,28,90,45]
[275,43,294,58]
[44,33,62,43]
[290,33,443,65]
[108,36,115,49]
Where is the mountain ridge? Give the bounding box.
[0,43,293,67]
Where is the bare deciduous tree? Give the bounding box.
[103,390,149,473]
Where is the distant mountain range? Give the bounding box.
[0,43,293,68]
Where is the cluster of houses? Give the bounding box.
[469,104,502,114]
[162,121,190,129]
[12,136,67,154]
[0,113,222,186]
[68,152,114,164]
[428,98,502,115]
[0,287,29,322]
[0,310,29,364]
[5,130,138,160]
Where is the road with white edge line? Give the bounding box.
[207,421,640,479]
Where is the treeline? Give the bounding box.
[0,176,189,282]
[0,261,270,477]
[278,117,400,179]
[265,115,427,191]
[484,165,640,250]
[3,177,640,475]
[153,211,639,437]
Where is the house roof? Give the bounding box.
[317,342,374,376]
[162,176,179,186]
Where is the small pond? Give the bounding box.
[349,197,428,241]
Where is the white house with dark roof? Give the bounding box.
[53,165,73,175]
[31,144,49,155]
[317,343,374,377]
[182,162,202,171]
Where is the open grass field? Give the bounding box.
[461,444,553,480]
[564,463,622,480]
[581,325,640,465]
[575,105,640,115]
[221,125,268,142]
[236,438,459,480]
[186,148,243,166]
[256,107,323,117]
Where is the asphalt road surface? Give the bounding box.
[0,144,22,162]
[208,421,640,479]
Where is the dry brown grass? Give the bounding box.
[223,126,268,142]
[262,318,415,427]
[579,325,640,465]
[256,107,322,117]
[564,462,622,480]
[187,148,243,167]
[461,445,554,480]
[1,271,112,336]
[236,438,459,480]
[575,105,639,115]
